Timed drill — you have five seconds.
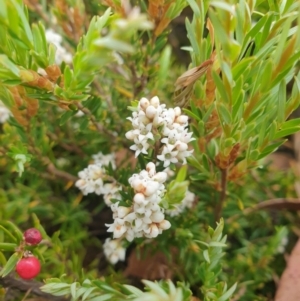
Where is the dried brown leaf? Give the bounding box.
[124,247,177,280]
[275,238,300,301]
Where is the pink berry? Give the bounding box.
[16,257,41,280]
[23,228,42,245]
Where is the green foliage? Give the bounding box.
[0,0,299,300]
[42,278,192,301]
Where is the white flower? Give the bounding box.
[0,101,10,123]
[45,29,72,64]
[92,152,116,169]
[75,160,121,204]
[106,218,127,238]
[93,178,104,195]
[102,183,121,206]
[126,96,194,165]
[106,164,171,241]
[166,190,195,217]
[157,145,179,167]
[130,136,150,157]
[103,238,126,264]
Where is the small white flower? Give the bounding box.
[92,152,116,169]
[107,218,127,239]
[0,101,10,123]
[177,149,194,164]
[93,178,104,195]
[103,238,126,264]
[45,29,72,64]
[157,145,179,167]
[130,136,150,157]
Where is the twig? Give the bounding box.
[214,168,227,222]
[46,132,85,157]
[27,145,78,183]
[227,198,300,223]
[46,162,78,182]
[75,102,115,137]
[0,273,69,301]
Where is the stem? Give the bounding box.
[214,168,227,222]
[75,102,129,148]
[0,272,69,301]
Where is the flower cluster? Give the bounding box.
[103,238,126,264]
[75,152,121,206]
[45,29,72,65]
[166,190,195,217]
[92,152,116,170]
[125,96,194,167]
[0,101,10,124]
[106,162,171,241]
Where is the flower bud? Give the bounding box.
[174,107,181,116]
[152,172,167,183]
[150,96,160,108]
[176,115,189,124]
[117,206,131,218]
[144,181,160,196]
[125,130,136,140]
[139,97,150,111]
[149,224,159,237]
[176,142,188,151]
[151,211,164,223]
[134,193,146,204]
[145,105,157,119]
[159,220,171,230]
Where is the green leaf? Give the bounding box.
[157,46,171,88]
[216,103,232,125]
[185,18,200,57]
[122,285,143,297]
[203,249,210,263]
[0,243,18,251]
[59,110,76,126]
[212,71,230,104]
[186,0,201,17]
[70,282,78,300]
[209,242,227,248]
[258,140,286,159]
[10,0,33,46]
[176,165,187,182]
[183,108,201,121]
[82,288,97,301]
[217,283,237,301]
[88,295,113,301]
[64,66,73,89]
[274,127,300,139]
[277,80,286,124]
[0,55,20,77]
[0,253,20,277]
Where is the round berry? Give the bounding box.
[23,228,42,245]
[16,257,41,280]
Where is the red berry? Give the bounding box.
[23,228,42,245]
[16,257,41,280]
